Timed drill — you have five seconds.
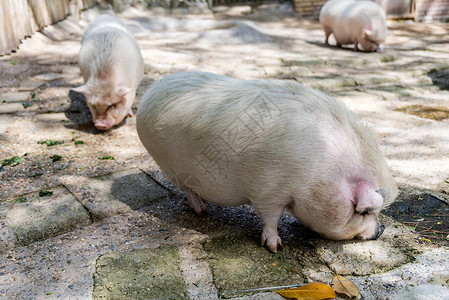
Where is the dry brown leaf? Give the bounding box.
[277,282,337,300]
[331,275,359,298]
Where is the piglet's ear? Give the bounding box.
[115,85,132,98]
[71,84,88,95]
[355,185,384,214]
[363,29,373,38]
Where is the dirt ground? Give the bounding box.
[0,3,449,299]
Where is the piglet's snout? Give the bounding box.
[368,223,385,240]
[94,120,111,131]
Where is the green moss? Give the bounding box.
[380,55,396,63]
[93,246,186,299]
[203,235,304,298]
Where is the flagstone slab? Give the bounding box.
[203,234,306,297]
[0,103,26,113]
[1,92,31,103]
[18,81,46,92]
[31,73,65,82]
[61,168,169,220]
[4,186,92,246]
[93,246,187,299]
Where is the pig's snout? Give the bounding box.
[367,223,385,240]
[375,44,384,53]
[94,120,112,131]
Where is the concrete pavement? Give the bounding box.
[0,4,448,299]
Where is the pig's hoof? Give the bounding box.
[188,196,208,216]
[193,203,208,216]
[262,235,284,253]
[185,188,208,215]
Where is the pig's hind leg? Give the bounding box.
[183,187,208,215]
[254,202,287,253]
[323,26,332,45]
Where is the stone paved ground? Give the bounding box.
[0,3,449,299]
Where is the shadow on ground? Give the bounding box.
[383,190,449,246]
[428,68,449,90]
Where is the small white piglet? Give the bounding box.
[319,0,388,52]
[136,71,398,252]
[72,14,144,130]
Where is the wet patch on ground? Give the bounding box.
[383,192,449,246]
[428,69,449,90]
[395,104,449,121]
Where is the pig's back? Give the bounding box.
[79,15,143,83]
[336,1,386,41]
[136,72,366,205]
[319,0,353,28]
[82,14,130,42]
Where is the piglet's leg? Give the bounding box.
[255,203,286,253]
[183,187,207,215]
[323,27,332,45]
[127,109,134,118]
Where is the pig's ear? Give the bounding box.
[355,186,384,214]
[115,85,132,98]
[71,85,88,95]
[363,29,373,38]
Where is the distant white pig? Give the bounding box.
[72,14,144,130]
[319,0,388,52]
[136,71,398,252]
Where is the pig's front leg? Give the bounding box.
[255,202,287,253]
[183,187,208,215]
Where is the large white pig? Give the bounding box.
[319,0,388,52]
[136,71,398,252]
[72,14,144,130]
